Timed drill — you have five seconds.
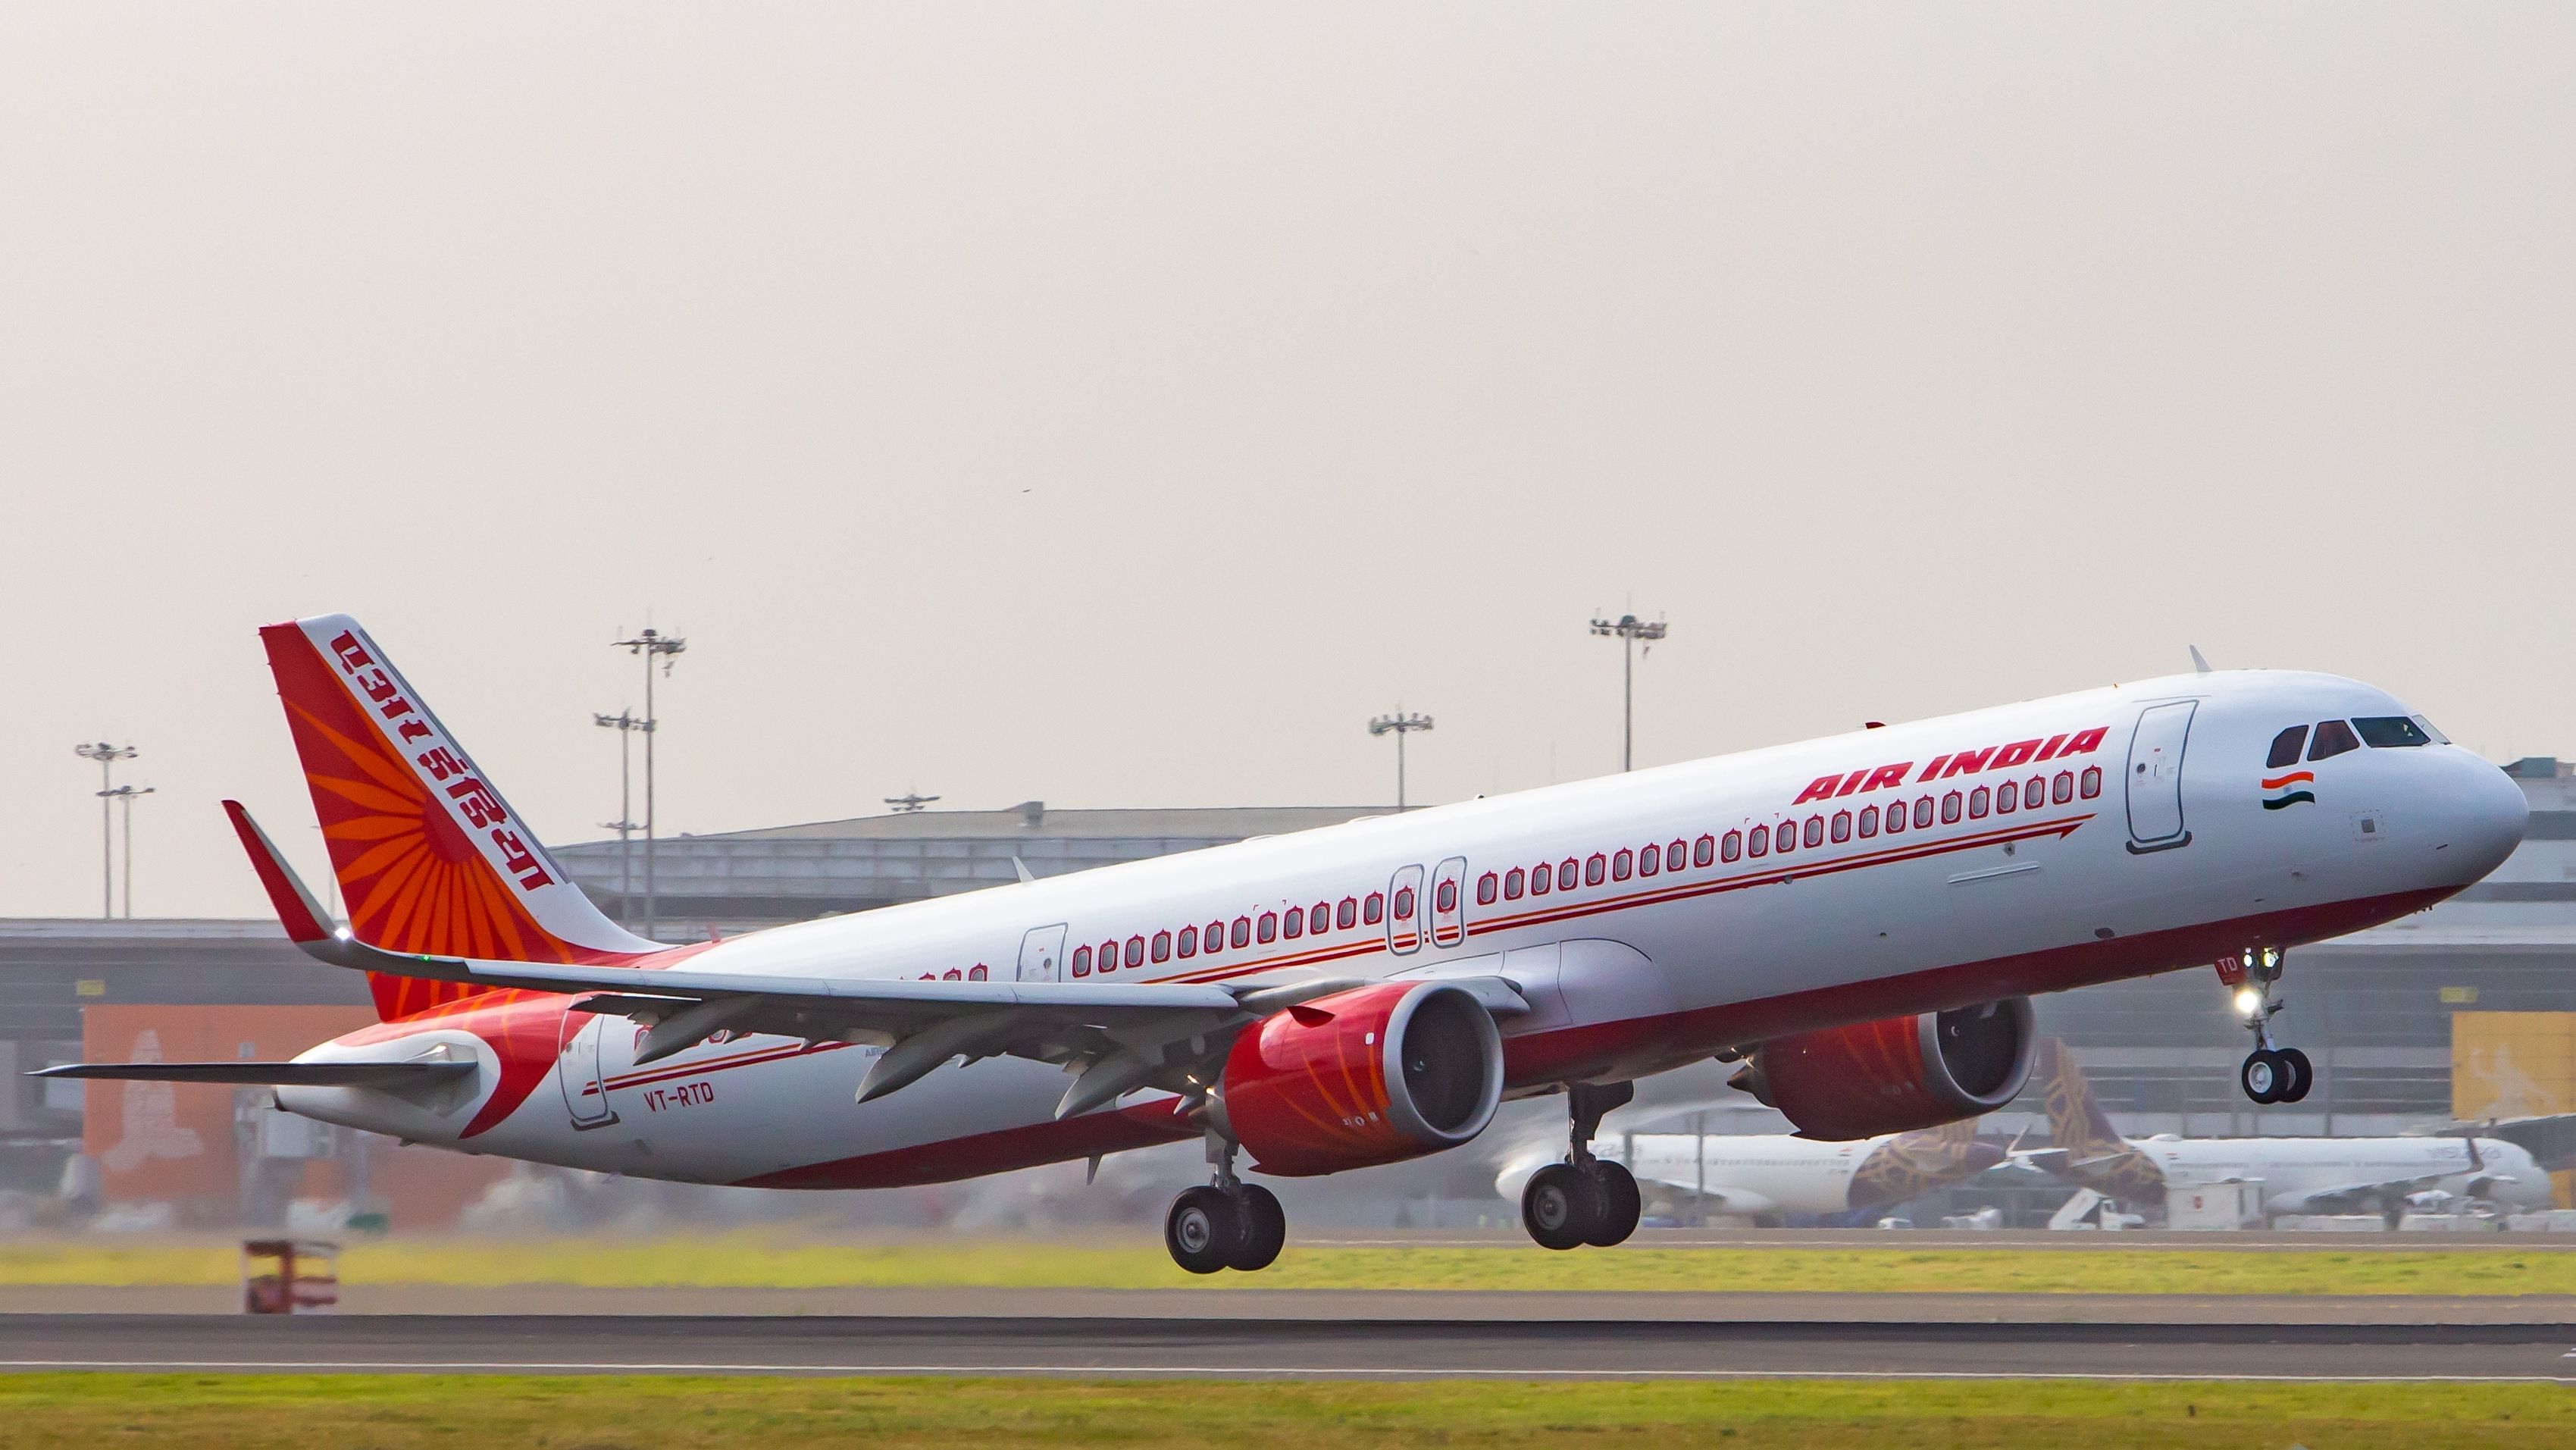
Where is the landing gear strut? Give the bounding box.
[1521,1081,1643,1251]
[1163,1132,1287,1274]
[2227,947,2312,1106]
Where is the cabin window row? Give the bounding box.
[1070,891,1386,976]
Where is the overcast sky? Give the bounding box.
[2,5,2569,919]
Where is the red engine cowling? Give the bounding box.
[1219,980,1504,1176]
[1733,997,2036,1141]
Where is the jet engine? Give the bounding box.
[1217,980,1504,1176]
[1730,997,2036,1141]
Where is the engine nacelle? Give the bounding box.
[1732,997,2036,1141]
[1219,980,1504,1176]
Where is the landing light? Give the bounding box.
[2233,988,2263,1016]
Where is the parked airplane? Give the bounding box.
[39,616,2527,1272]
[2021,1038,2553,1217]
[1495,1116,2004,1221]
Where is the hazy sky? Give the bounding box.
[2,5,2570,919]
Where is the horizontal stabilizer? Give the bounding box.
[30,1060,474,1088]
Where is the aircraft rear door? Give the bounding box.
[559,1011,616,1129]
[2124,700,2198,853]
[1017,924,1068,982]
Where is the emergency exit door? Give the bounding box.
[1018,924,1067,982]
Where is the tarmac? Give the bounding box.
[3,1310,2574,1380]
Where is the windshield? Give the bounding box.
[2354,716,2432,748]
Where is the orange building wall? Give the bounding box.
[81,1004,512,1227]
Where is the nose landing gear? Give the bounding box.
[2225,947,2313,1106]
[1520,1081,1643,1251]
[1163,1132,1288,1274]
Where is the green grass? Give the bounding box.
[5,1234,2575,1295]
[4,1375,2574,1448]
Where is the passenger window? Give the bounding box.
[1281,909,1302,940]
[1363,894,1384,925]
[2026,775,2045,808]
[1072,945,1092,976]
[2268,725,2310,769]
[1612,849,1633,881]
[1772,823,1792,856]
[1178,925,1197,959]
[1125,935,1146,967]
[1914,797,1935,829]
[1478,872,1499,904]
[1232,916,1252,948]
[1996,781,2017,813]
[1313,901,1330,931]
[2308,719,2361,761]
[1207,920,1225,951]
[1585,853,1606,885]
[2354,716,2431,748]
[1858,805,1879,838]
[1749,825,1769,857]
[1883,801,1905,834]
[944,969,961,981]
[1392,888,1414,920]
[1941,791,1963,824]
[2080,766,2102,798]
[1257,913,1278,943]
[1504,867,1526,900]
[1152,931,1172,962]
[1098,939,1117,972]
[1804,815,1824,847]
[1721,829,1742,861]
[1529,863,1551,895]
[1695,835,1716,866]
[1637,844,1659,878]
[1968,786,1989,819]
[1337,897,1357,929]
[1831,810,1852,843]
[1668,841,1687,871]
[2052,772,2074,803]
[1436,879,1458,913]
[1559,860,1579,890]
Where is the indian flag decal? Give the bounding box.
[2261,771,2317,810]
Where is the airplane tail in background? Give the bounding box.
[1847,1116,2006,1209]
[257,614,660,1017]
[2033,1037,2166,1201]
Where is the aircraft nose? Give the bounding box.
[2437,754,2528,884]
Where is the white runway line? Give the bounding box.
[1,1360,2571,1383]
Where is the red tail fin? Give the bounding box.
[257,614,658,1013]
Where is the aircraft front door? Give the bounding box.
[1017,924,1068,982]
[559,1011,616,1129]
[2124,700,2198,853]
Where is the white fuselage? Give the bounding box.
[1500,1132,1908,1217]
[279,669,2527,1192]
[2142,1135,2550,1215]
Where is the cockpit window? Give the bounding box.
[2412,715,2451,744]
[2308,719,2362,761]
[2266,726,2308,770]
[2354,716,2432,748]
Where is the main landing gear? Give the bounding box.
[2228,947,2312,1106]
[1521,1081,1643,1252]
[1163,1133,1287,1275]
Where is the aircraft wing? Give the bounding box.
[1617,1167,1778,1217]
[30,1060,474,1088]
[230,803,1523,1118]
[2266,1176,2443,1215]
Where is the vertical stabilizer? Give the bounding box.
[2034,1038,2165,1201]
[258,615,660,1008]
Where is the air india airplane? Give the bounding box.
[39,616,2529,1273]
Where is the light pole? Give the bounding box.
[1367,712,1435,809]
[593,710,646,926]
[1588,612,1668,772]
[74,742,138,919]
[105,784,154,918]
[610,628,686,938]
[884,792,940,815]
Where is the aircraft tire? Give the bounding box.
[1229,1185,1287,1272]
[2277,1048,2314,1104]
[1585,1161,1642,1248]
[1523,1163,1604,1251]
[1166,1186,1244,1275]
[2240,1049,2283,1105]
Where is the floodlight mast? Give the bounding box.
[105,784,154,919]
[74,742,138,920]
[1366,712,1435,810]
[594,709,646,926]
[610,629,686,938]
[1588,612,1668,772]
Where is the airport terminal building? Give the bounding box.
[9,766,2576,1223]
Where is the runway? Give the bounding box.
[5,1314,2574,1381]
